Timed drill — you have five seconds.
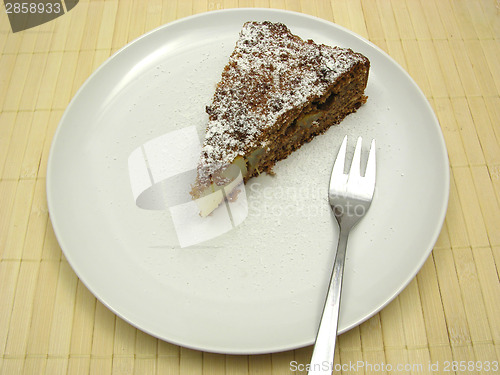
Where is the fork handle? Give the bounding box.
[308,229,349,375]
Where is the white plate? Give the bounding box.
[47,9,449,354]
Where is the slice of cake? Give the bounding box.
[191,21,370,216]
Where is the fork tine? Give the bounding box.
[364,139,376,188]
[331,135,348,179]
[348,137,363,177]
[329,136,348,198]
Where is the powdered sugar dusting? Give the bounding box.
[197,21,367,185]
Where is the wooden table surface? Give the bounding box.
[0,1,499,374]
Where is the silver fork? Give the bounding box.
[308,136,376,375]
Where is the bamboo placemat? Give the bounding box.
[0,0,499,374]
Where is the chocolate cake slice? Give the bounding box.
[191,21,370,216]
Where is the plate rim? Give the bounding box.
[46,7,450,354]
